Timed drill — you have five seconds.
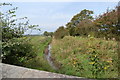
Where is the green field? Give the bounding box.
[51,36,119,78]
[23,36,55,72]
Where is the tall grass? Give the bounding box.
[51,36,118,78]
[23,36,55,72]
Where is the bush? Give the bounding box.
[2,38,36,66]
[1,3,39,66]
[54,26,69,39]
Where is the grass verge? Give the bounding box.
[23,36,55,72]
[51,36,118,78]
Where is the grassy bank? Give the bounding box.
[23,36,55,72]
[51,36,118,78]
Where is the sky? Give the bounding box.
[1,0,119,2]
[1,1,118,35]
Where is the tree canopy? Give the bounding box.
[43,31,53,37]
[54,26,69,39]
[54,7,120,40]
[66,9,94,36]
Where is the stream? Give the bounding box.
[44,44,58,70]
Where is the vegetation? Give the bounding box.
[1,3,39,66]
[1,3,54,72]
[94,8,120,40]
[51,36,119,78]
[22,36,55,72]
[54,8,120,40]
[1,2,119,79]
[52,7,119,78]
[43,31,53,37]
[54,26,69,39]
[66,9,94,36]
[2,37,36,66]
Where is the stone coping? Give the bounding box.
[0,63,95,80]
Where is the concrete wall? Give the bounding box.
[0,63,96,80]
[1,63,81,78]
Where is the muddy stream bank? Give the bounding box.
[44,44,58,70]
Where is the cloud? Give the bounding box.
[2,2,117,34]
[1,0,119,2]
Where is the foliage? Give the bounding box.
[1,3,55,72]
[51,36,118,78]
[23,36,55,72]
[94,7,120,40]
[76,19,97,36]
[1,3,40,65]
[66,9,94,36]
[54,7,119,40]
[2,38,36,66]
[1,3,39,42]
[43,31,53,37]
[54,26,69,39]
[1,3,119,79]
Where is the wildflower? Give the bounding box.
[104,66,109,70]
[104,67,107,70]
[94,55,97,57]
[89,62,95,64]
[73,61,76,64]
[106,60,112,63]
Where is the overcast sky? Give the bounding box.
[1,1,118,34]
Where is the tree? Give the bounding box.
[1,3,39,66]
[54,26,69,39]
[76,19,97,36]
[43,31,53,37]
[94,7,120,40]
[71,9,93,22]
[44,31,49,36]
[1,3,39,42]
[66,9,94,36]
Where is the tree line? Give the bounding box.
[54,7,120,41]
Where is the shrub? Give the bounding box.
[2,38,37,66]
[54,26,69,39]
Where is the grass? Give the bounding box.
[23,35,55,72]
[51,36,119,78]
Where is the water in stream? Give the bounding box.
[44,44,57,70]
